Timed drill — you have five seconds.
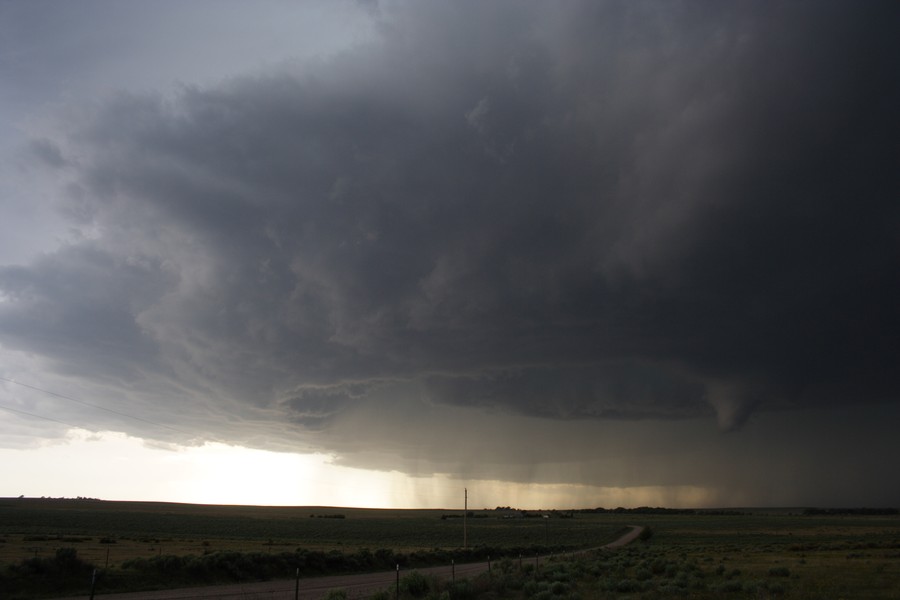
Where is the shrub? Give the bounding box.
[447,579,475,600]
[505,573,525,591]
[399,570,431,598]
[550,579,570,595]
[715,580,744,593]
[650,558,667,574]
[743,579,767,594]
[767,581,786,594]
[324,589,348,600]
[3,546,98,597]
[616,578,640,593]
[522,580,540,596]
[768,566,791,577]
[657,583,682,595]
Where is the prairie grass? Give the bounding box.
[367,511,900,599]
[0,498,621,569]
[2,499,898,599]
[361,511,900,599]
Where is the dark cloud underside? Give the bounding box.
[1,0,898,454]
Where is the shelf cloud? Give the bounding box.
[1,0,898,505]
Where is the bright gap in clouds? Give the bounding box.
[0,428,716,509]
[0,429,401,507]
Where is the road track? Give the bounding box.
[49,526,644,600]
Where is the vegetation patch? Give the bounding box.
[1,499,899,599]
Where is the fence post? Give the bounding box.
[89,568,97,600]
[396,564,400,598]
[452,559,455,582]
[294,567,300,600]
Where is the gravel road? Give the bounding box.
[49,526,644,600]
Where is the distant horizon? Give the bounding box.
[6,496,898,514]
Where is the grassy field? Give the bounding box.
[389,510,900,599]
[1,498,899,599]
[0,498,620,569]
[594,512,900,598]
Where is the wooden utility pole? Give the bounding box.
[463,488,468,549]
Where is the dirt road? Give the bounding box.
[49,526,644,600]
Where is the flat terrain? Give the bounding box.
[0,498,617,568]
[43,528,647,600]
[2,499,900,599]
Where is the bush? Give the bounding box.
[497,557,515,574]
[653,582,677,595]
[447,578,475,600]
[768,581,786,594]
[399,570,431,598]
[550,579,570,595]
[2,547,98,597]
[715,580,744,593]
[616,578,640,593]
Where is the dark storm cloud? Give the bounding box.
[0,244,170,378]
[425,363,706,421]
[2,0,898,451]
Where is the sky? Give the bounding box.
[1,0,899,510]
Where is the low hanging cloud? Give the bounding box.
[1,0,898,464]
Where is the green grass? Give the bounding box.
[0,498,620,598]
[2,499,899,599]
[0,498,620,568]
[368,511,900,599]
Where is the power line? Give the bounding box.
[0,375,194,436]
[0,403,84,429]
